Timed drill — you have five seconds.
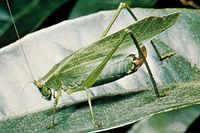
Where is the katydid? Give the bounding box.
[6,1,180,128]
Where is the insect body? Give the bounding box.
[94,53,145,86]
[39,49,146,95]
[6,1,180,128]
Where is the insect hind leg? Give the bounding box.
[100,2,137,38]
[102,2,176,62]
[150,40,176,61]
[125,29,161,97]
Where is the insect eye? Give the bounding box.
[41,87,52,101]
[38,84,43,88]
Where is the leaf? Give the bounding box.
[128,105,200,133]
[68,0,158,19]
[0,7,10,22]
[1,80,200,132]
[0,8,200,132]
[0,0,69,47]
[0,0,158,48]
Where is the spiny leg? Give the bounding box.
[85,88,100,127]
[101,2,159,96]
[100,2,147,62]
[101,2,176,61]
[52,89,61,125]
[101,2,137,38]
[150,40,176,61]
[82,33,128,126]
[121,3,176,61]
[124,3,176,61]
[125,29,161,97]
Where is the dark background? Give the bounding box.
[0,0,200,47]
[40,0,200,28]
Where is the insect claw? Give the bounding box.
[93,121,102,128]
[46,123,56,129]
[159,93,167,97]
[160,52,176,61]
[159,91,170,97]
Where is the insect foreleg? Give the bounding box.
[49,82,62,128]
[125,29,161,97]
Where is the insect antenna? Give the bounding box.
[23,81,34,89]
[20,80,34,96]
[5,0,35,80]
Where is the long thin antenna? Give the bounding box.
[6,0,35,80]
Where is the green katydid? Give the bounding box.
[6,1,180,128]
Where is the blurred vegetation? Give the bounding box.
[1,0,200,47]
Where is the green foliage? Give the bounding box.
[0,0,158,47]
[68,0,158,19]
[0,78,200,132]
[0,7,9,22]
[128,105,200,133]
[0,0,68,46]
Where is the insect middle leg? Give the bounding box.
[82,32,128,127]
[85,88,99,127]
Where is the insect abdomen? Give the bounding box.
[93,54,137,86]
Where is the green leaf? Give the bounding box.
[0,7,10,22]
[0,0,158,48]
[69,0,158,19]
[1,79,200,132]
[128,105,200,133]
[0,8,199,133]
[0,0,68,47]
